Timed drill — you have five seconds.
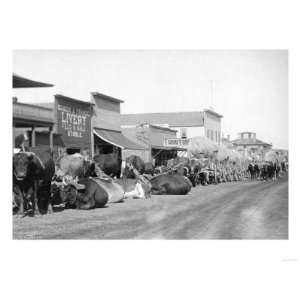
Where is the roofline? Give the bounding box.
[93,127,121,133]
[121,111,205,127]
[13,101,54,111]
[13,73,54,88]
[231,140,272,146]
[122,123,204,127]
[151,145,187,151]
[13,117,54,126]
[122,111,203,116]
[91,92,124,103]
[238,131,255,134]
[204,109,223,118]
[149,124,178,132]
[55,94,95,106]
[272,148,288,151]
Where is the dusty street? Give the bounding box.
[13,175,288,240]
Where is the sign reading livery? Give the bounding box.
[55,95,93,152]
[163,138,190,148]
[59,104,88,138]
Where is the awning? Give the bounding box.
[94,129,146,150]
[13,74,54,88]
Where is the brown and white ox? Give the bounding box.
[51,154,151,209]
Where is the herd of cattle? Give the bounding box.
[13,151,288,217]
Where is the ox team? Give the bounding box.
[13,146,288,217]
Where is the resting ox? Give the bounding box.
[58,177,109,209]
[150,173,192,195]
[115,178,151,199]
[53,176,152,209]
[52,154,150,209]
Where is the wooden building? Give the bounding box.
[12,74,56,154]
[13,88,145,160]
[121,124,186,166]
[121,109,223,145]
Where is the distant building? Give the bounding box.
[221,134,234,149]
[121,109,223,144]
[231,131,272,160]
[122,123,185,165]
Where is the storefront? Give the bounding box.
[121,124,186,166]
[13,74,55,153]
[14,91,145,160]
[93,128,146,160]
[91,92,146,160]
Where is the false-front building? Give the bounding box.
[121,109,223,145]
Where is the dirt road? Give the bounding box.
[13,175,288,239]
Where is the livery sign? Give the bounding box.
[55,95,93,152]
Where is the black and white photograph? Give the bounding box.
[12,50,288,240]
[2,1,300,300]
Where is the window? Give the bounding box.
[215,131,218,142]
[180,128,187,139]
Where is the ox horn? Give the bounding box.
[69,177,86,190]
[52,180,64,187]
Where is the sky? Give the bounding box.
[13,50,288,149]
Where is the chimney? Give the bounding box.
[227,134,230,141]
[13,97,18,103]
[253,133,256,141]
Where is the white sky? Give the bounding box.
[13,50,288,149]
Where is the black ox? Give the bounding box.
[13,151,55,216]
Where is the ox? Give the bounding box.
[124,155,145,178]
[93,153,121,178]
[150,173,192,195]
[52,154,150,209]
[13,151,55,216]
[55,153,94,178]
[57,177,110,209]
[247,163,255,179]
[52,176,151,209]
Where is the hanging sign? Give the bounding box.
[163,138,190,148]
